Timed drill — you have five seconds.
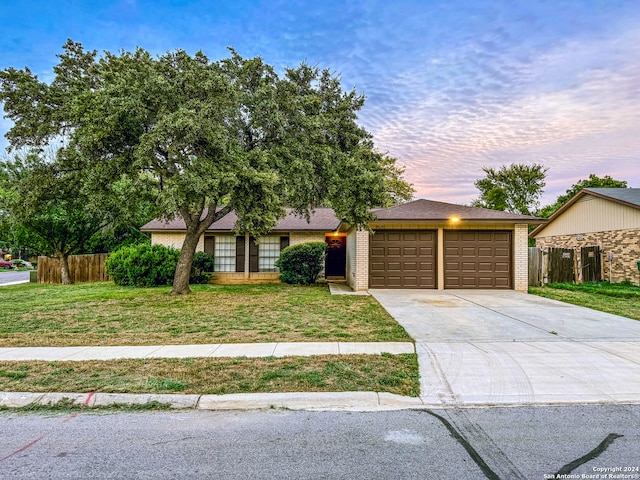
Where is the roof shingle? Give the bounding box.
[141,207,341,232]
[371,199,544,222]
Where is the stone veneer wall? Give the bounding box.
[535,227,640,284]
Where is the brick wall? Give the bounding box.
[535,227,640,284]
[345,228,369,291]
[289,232,325,245]
[514,224,528,292]
[151,233,204,252]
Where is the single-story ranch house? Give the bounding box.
[141,199,545,292]
[531,188,640,284]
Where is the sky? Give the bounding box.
[1,0,638,206]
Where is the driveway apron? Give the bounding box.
[370,289,640,406]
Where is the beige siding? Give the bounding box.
[535,195,640,237]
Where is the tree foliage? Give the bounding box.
[0,149,156,283]
[471,163,548,215]
[539,174,628,218]
[0,153,117,283]
[1,41,413,294]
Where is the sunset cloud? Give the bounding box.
[1,0,638,206]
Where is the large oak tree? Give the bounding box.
[1,41,412,294]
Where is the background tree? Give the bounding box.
[1,41,413,294]
[0,152,150,283]
[539,174,628,218]
[471,163,548,215]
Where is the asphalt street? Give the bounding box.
[2,405,639,479]
[0,270,30,286]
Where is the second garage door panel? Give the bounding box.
[444,230,512,289]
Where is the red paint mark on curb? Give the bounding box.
[0,435,46,463]
[84,392,96,406]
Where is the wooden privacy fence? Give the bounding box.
[528,247,542,286]
[37,254,110,284]
[528,246,602,286]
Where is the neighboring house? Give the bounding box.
[141,199,544,291]
[530,188,640,284]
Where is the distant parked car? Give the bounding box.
[11,259,33,269]
[0,259,14,269]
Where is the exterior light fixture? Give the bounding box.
[450,215,460,223]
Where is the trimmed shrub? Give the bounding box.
[276,241,327,285]
[106,244,180,287]
[190,251,214,284]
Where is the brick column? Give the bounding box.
[514,224,528,292]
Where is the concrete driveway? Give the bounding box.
[370,289,640,406]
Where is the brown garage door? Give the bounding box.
[369,230,436,288]
[444,230,512,289]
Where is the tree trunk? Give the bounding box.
[56,250,73,285]
[170,228,201,295]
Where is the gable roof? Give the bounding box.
[141,207,341,233]
[529,188,640,237]
[370,199,545,222]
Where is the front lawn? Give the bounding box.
[0,282,411,346]
[529,281,640,320]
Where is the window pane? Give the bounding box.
[214,236,236,272]
[257,236,282,272]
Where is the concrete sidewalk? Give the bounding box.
[0,341,414,361]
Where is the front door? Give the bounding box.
[325,235,346,277]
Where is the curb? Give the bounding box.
[0,280,30,287]
[0,391,426,412]
[3,392,638,411]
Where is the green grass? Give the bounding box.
[0,282,411,346]
[529,281,640,320]
[0,354,420,397]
